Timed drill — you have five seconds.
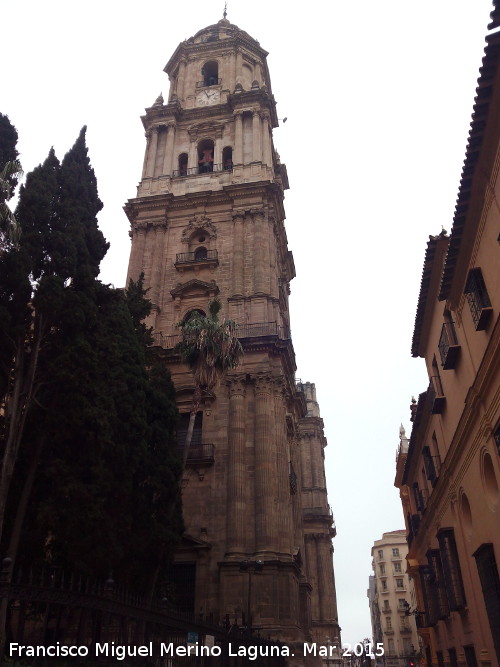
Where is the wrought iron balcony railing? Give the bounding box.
[175,249,218,266]
[178,443,215,466]
[438,321,460,369]
[171,163,232,178]
[196,78,222,88]
[151,322,291,351]
[428,375,445,414]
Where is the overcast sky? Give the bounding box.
[2,0,494,647]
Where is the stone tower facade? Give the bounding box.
[124,16,340,662]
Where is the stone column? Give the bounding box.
[254,374,277,554]
[177,58,187,101]
[311,433,323,489]
[300,434,313,489]
[214,129,223,169]
[142,131,152,179]
[252,109,261,162]
[252,209,266,294]
[163,123,176,175]
[188,139,198,171]
[229,51,237,91]
[261,113,272,166]
[150,222,167,308]
[274,379,292,555]
[236,50,243,86]
[263,211,272,295]
[234,112,243,165]
[232,210,245,296]
[226,376,247,555]
[146,127,159,178]
[128,222,148,282]
[268,217,279,298]
[317,537,335,620]
[305,536,320,620]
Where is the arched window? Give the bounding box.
[202,61,219,87]
[198,139,214,173]
[222,146,233,170]
[182,309,206,329]
[178,153,188,176]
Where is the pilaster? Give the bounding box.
[226,375,248,556]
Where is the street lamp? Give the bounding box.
[239,560,264,636]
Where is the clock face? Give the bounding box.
[196,89,220,106]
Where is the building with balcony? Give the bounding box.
[123,13,340,665]
[394,4,500,666]
[368,531,419,667]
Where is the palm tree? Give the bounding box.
[176,298,243,466]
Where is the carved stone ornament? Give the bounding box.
[132,217,167,232]
[188,121,225,140]
[227,374,247,397]
[181,216,217,243]
[254,373,274,395]
[170,278,220,300]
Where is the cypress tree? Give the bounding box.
[0,128,182,594]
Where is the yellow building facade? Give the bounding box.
[395,6,500,666]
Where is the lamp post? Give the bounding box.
[239,560,264,636]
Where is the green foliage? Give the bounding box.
[0,126,183,594]
[0,113,20,199]
[0,113,22,249]
[21,284,182,586]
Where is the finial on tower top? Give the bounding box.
[223,2,227,19]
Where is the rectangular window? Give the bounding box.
[438,529,466,610]
[386,617,392,629]
[448,648,458,667]
[464,645,478,667]
[178,411,203,447]
[378,549,383,559]
[413,483,425,512]
[392,548,400,557]
[464,267,493,330]
[428,549,450,619]
[398,598,407,610]
[473,543,500,665]
[494,421,500,456]
[420,564,440,626]
[394,562,402,573]
[384,599,390,610]
[380,563,386,575]
[382,580,387,591]
[396,578,404,589]
[423,445,438,486]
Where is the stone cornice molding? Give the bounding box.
[188,120,226,140]
[181,216,217,243]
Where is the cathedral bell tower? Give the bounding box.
[125,16,340,661]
